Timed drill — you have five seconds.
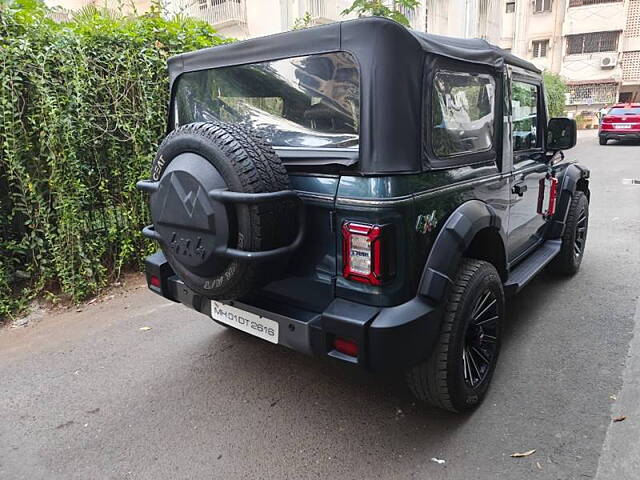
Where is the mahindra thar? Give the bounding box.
[137,17,590,412]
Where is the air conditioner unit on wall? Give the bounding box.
[600,55,618,69]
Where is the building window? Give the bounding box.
[506,1,515,13]
[619,92,633,103]
[532,40,549,58]
[534,0,552,13]
[569,0,622,7]
[567,83,618,104]
[566,31,620,54]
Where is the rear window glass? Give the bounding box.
[173,52,360,149]
[608,107,640,115]
[432,71,496,157]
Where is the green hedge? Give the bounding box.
[0,0,228,319]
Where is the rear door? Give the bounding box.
[507,75,548,263]
[258,172,339,313]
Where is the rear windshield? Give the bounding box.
[173,52,360,149]
[608,107,640,115]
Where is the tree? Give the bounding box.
[543,71,568,118]
[341,0,419,27]
[292,12,312,30]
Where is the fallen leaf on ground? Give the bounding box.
[536,461,542,469]
[430,457,445,465]
[139,326,152,331]
[511,449,536,458]
[613,415,626,422]
[609,394,617,401]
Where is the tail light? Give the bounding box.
[342,222,394,285]
[150,275,161,288]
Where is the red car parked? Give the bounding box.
[599,103,640,145]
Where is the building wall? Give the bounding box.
[44,0,152,14]
[173,0,502,42]
[560,2,625,83]
[501,0,566,73]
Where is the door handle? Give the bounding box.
[512,182,527,197]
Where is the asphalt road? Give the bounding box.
[2,131,640,480]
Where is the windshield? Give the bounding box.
[173,52,360,149]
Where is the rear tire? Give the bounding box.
[548,191,589,276]
[406,259,505,413]
[599,136,607,145]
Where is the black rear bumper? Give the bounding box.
[145,251,441,372]
[600,131,640,141]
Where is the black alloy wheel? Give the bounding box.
[462,290,499,389]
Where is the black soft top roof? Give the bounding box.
[168,17,539,174]
[409,30,539,72]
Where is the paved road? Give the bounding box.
[1,132,640,480]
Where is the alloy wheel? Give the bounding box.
[574,209,588,258]
[462,290,499,389]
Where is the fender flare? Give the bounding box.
[418,200,507,303]
[547,163,590,239]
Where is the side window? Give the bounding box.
[511,81,540,151]
[432,71,496,158]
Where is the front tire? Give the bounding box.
[548,191,589,275]
[406,259,505,413]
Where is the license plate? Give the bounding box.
[211,301,279,344]
[614,124,632,129]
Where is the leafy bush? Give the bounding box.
[0,0,228,319]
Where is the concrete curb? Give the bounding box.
[595,294,640,479]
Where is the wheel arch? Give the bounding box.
[548,163,590,239]
[418,200,507,304]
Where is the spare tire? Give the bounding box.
[149,121,296,300]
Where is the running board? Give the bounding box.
[504,240,562,296]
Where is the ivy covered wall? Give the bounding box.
[0,0,228,319]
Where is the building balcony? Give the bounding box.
[302,0,334,24]
[188,0,247,28]
[562,1,625,35]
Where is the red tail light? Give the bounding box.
[342,222,394,285]
[334,337,359,357]
[150,275,161,288]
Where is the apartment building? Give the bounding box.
[501,0,640,124]
[44,0,153,16]
[170,0,502,43]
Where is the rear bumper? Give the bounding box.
[145,251,441,372]
[599,131,640,141]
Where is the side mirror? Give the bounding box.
[547,118,577,151]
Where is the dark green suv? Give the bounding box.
[137,18,590,413]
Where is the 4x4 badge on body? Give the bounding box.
[416,211,438,234]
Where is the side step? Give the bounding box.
[504,240,562,296]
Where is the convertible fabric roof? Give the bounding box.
[409,31,539,72]
[167,17,538,82]
[167,17,539,174]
